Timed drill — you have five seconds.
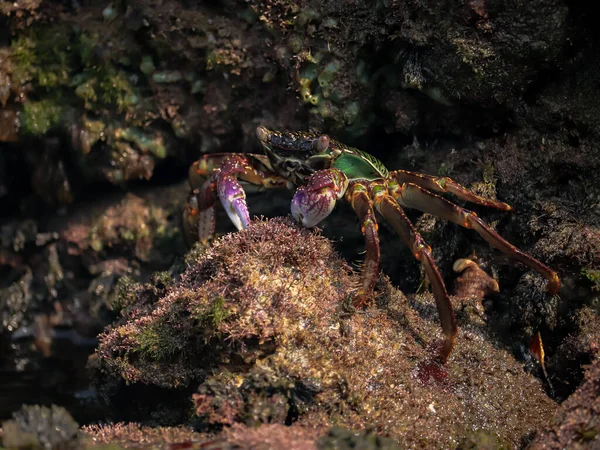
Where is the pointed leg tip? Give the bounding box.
[437,335,456,365]
[548,274,561,295]
[353,294,368,309]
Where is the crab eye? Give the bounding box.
[256,126,270,144]
[315,135,330,153]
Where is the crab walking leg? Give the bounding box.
[182,191,202,248]
[187,154,289,243]
[391,169,512,211]
[188,153,282,190]
[346,182,381,307]
[182,184,218,246]
[291,170,381,305]
[392,182,561,294]
[372,189,457,362]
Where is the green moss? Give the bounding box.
[10,26,75,89]
[453,37,496,77]
[120,229,139,242]
[581,268,600,291]
[482,161,495,183]
[301,61,349,105]
[578,428,598,443]
[136,320,183,359]
[80,116,106,152]
[317,100,338,119]
[468,161,499,200]
[206,44,246,72]
[295,55,373,134]
[150,271,173,293]
[209,296,231,327]
[10,24,144,141]
[9,37,37,85]
[139,55,156,75]
[78,33,98,65]
[113,127,166,159]
[295,9,318,27]
[288,34,305,54]
[73,67,139,113]
[317,60,341,89]
[190,295,231,330]
[327,89,348,104]
[75,78,98,108]
[21,99,64,135]
[10,41,34,83]
[99,70,138,111]
[108,276,139,311]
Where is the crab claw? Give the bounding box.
[291,169,349,228]
[215,157,251,231]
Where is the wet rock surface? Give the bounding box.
[0,184,185,421]
[1,0,600,448]
[90,219,556,449]
[528,356,600,449]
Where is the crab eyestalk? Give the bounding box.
[315,135,330,152]
[291,169,349,227]
[256,125,270,144]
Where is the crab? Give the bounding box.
[183,126,561,363]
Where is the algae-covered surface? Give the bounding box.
[528,355,600,449]
[2,0,600,448]
[87,218,555,449]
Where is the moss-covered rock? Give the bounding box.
[93,217,355,388]
[546,306,600,400]
[317,426,401,450]
[85,193,175,262]
[2,0,600,447]
[1,405,80,449]
[81,422,202,449]
[528,356,600,449]
[92,218,557,448]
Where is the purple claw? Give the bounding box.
[291,186,337,227]
[291,169,349,228]
[215,158,251,231]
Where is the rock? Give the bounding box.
[1,405,80,449]
[528,356,600,449]
[92,218,557,448]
